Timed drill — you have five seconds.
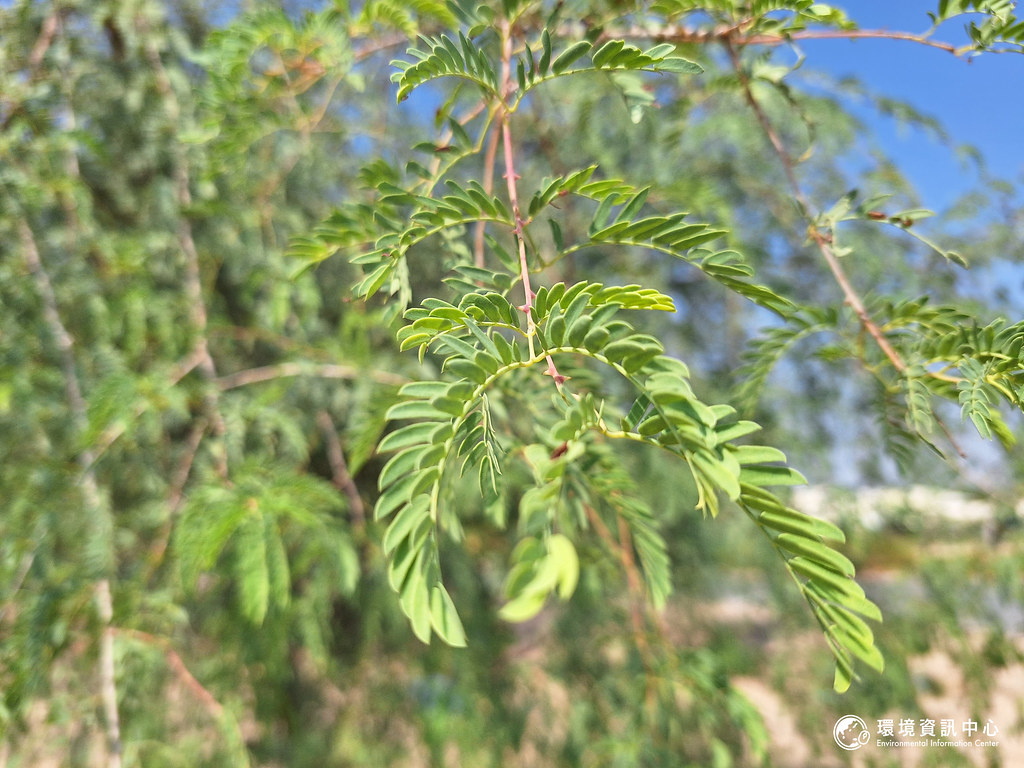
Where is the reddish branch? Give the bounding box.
[316,411,366,528]
[498,17,565,385]
[474,122,502,268]
[724,40,908,374]
[167,419,208,515]
[584,507,648,644]
[584,505,658,711]
[142,418,209,584]
[114,629,225,720]
[602,22,982,58]
[353,33,408,63]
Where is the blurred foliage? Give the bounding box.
[1,0,1023,766]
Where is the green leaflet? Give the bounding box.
[747,504,846,544]
[499,534,580,622]
[551,40,592,73]
[776,533,855,577]
[430,585,468,647]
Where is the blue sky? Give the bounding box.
[795,0,1023,210]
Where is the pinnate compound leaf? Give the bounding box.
[392,34,498,101]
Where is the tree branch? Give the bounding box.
[114,629,225,720]
[0,550,37,628]
[594,22,979,58]
[499,16,565,386]
[20,218,122,768]
[584,505,657,711]
[353,33,408,63]
[143,418,209,583]
[95,580,121,766]
[216,362,406,391]
[28,8,61,73]
[316,411,366,529]
[474,121,502,269]
[725,40,907,374]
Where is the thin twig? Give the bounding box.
[593,22,983,58]
[216,362,407,391]
[746,28,961,54]
[498,16,565,386]
[422,98,494,186]
[583,507,648,640]
[934,413,969,459]
[316,411,366,528]
[584,505,657,711]
[167,419,211,515]
[474,121,502,268]
[353,33,408,62]
[724,40,907,374]
[143,418,209,583]
[114,629,225,720]
[85,348,205,470]
[615,515,651,649]
[0,550,37,627]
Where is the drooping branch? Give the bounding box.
[724,40,908,375]
[20,218,122,768]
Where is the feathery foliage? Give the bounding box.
[4,0,1024,765]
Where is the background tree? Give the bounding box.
[1,1,1022,766]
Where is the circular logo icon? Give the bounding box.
[834,715,871,751]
